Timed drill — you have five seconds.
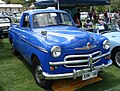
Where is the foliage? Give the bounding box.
[2,0,21,4]
[110,0,120,12]
[2,0,35,7]
[94,0,120,13]
[94,6,107,13]
[20,0,36,7]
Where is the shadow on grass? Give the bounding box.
[16,54,53,91]
[17,54,33,73]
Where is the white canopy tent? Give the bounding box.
[0,4,23,12]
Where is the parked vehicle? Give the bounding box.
[13,12,22,23]
[8,9,112,89]
[86,23,120,67]
[2,12,19,23]
[0,17,11,37]
[80,12,88,21]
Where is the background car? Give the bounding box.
[86,23,120,67]
[0,17,11,37]
[80,12,88,21]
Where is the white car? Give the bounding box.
[0,17,11,37]
[80,12,88,21]
[86,23,120,67]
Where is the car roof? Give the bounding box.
[24,9,67,15]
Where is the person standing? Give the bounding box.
[104,10,109,23]
[73,10,82,28]
[83,18,93,28]
[93,11,97,24]
[88,11,93,22]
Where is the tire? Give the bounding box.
[32,57,53,89]
[112,49,120,68]
[11,43,18,55]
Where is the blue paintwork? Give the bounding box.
[8,9,111,75]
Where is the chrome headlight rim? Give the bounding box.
[103,40,110,50]
[51,46,61,58]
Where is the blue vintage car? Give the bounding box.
[86,23,120,68]
[8,9,112,89]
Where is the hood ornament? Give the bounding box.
[41,31,47,38]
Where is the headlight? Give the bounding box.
[103,40,110,50]
[51,46,61,58]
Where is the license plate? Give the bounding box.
[82,70,98,81]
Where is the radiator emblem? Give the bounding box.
[75,43,96,50]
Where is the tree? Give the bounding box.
[3,0,36,7]
[110,0,120,12]
[94,6,106,13]
[2,0,11,4]
[20,0,35,7]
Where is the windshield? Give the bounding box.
[107,24,120,32]
[33,12,74,28]
[97,23,120,34]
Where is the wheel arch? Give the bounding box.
[9,37,13,44]
[31,54,38,64]
[111,46,120,59]
[31,53,42,65]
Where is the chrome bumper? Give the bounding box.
[42,60,112,80]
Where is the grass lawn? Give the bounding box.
[0,39,120,91]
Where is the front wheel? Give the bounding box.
[112,49,120,68]
[32,57,53,89]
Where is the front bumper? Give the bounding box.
[42,59,112,80]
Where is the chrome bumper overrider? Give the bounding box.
[43,60,112,80]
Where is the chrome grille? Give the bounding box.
[64,51,101,67]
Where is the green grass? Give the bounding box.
[0,39,120,91]
[0,39,46,91]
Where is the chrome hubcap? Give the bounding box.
[35,65,43,83]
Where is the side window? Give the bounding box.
[22,15,30,28]
[61,13,72,25]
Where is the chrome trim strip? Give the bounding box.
[49,51,110,66]
[64,54,89,60]
[75,45,96,50]
[92,52,110,61]
[20,37,48,53]
[49,60,89,65]
[43,62,112,80]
